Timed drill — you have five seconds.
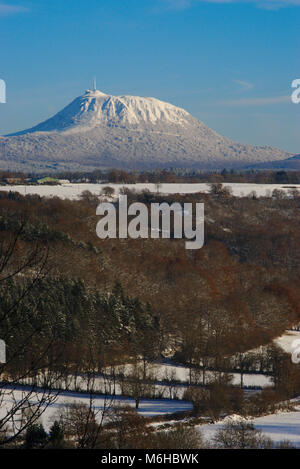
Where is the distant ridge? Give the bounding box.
[246,154,300,170]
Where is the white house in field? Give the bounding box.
[58,179,70,184]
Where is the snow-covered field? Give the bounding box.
[156,362,271,388]
[2,330,298,439]
[1,182,299,200]
[0,386,193,432]
[18,364,271,405]
[113,362,272,389]
[274,330,300,354]
[197,328,300,448]
[200,404,300,448]
[3,384,300,445]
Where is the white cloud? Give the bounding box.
[0,3,27,16]
[234,79,254,90]
[219,95,291,106]
[154,0,193,11]
[157,0,300,11]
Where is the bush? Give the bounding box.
[149,425,205,449]
[183,387,209,415]
[102,186,115,197]
[25,424,48,449]
[213,419,273,449]
[49,421,65,448]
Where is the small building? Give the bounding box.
[37,177,60,185]
[5,177,23,184]
[58,179,70,184]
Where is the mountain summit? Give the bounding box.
[11,88,191,134]
[0,89,291,172]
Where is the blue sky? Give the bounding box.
[0,0,299,152]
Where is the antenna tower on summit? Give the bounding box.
[93,77,97,91]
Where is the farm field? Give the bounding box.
[1,182,300,200]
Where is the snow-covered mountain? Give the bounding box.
[10,89,192,133]
[0,88,291,172]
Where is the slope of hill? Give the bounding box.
[246,154,300,170]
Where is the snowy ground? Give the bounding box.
[274,330,300,354]
[199,404,300,448]
[0,182,299,200]
[242,330,300,367]
[4,384,300,445]
[2,330,298,438]
[18,364,271,404]
[4,384,300,444]
[0,386,193,432]
[112,362,272,390]
[152,362,271,388]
